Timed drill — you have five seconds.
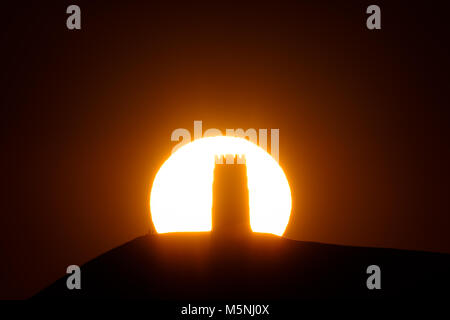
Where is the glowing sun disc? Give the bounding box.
[150,136,292,236]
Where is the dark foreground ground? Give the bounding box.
[35,233,450,299]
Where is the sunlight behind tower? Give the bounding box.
[150,136,292,236]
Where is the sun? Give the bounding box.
[150,136,292,236]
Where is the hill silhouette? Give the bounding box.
[35,160,450,299]
[35,233,450,299]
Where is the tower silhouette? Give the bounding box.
[212,154,250,235]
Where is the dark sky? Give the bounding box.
[1,0,449,299]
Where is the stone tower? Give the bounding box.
[212,154,250,234]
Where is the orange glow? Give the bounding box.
[150,136,292,236]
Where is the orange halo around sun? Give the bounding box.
[150,136,292,236]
